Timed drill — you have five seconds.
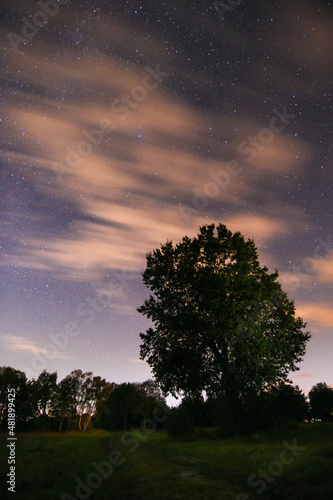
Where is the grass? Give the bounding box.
[0,430,110,500]
[0,424,332,499]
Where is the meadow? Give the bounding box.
[1,424,332,500]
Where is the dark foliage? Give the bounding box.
[138,224,311,407]
[309,383,333,422]
[95,380,167,431]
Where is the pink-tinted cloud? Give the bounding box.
[294,374,315,379]
[296,304,333,328]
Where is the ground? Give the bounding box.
[0,424,332,499]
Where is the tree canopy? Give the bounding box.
[309,383,333,422]
[34,369,57,416]
[0,366,37,423]
[138,223,311,403]
[94,380,166,430]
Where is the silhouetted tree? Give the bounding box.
[51,369,107,431]
[33,370,58,416]
[137,379,164,402]
[138,224,311,430]
[51,370,81,431]
[87,376,115,430]
[76,373,114,431]
[75,371,95,431]
[95,381,167,430]
[271,383,309,422]
[0,366,37,427]
[309,383,333,422]
[96,382,143,430]
[134,379,166,420]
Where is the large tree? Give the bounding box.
[138,224,311,405]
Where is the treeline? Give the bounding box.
[0,366,332,435]
[169,382,333,437]
[0,367,167,432]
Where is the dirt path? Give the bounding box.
[96,435,293,499]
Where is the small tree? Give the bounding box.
[274,383,309,422]
[96,383,143,430]
[51,371,81,431]
[95,381,167,431]
[261,383,309,424]
[34,370,58,416]
[309,383,333,422]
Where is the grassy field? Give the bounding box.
[1,424,332,499]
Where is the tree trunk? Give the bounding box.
[83,414,91,432]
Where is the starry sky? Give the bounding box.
[0,0,332,396]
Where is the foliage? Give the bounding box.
[0,366,115,431]
[138,224,311,414]
[51,370,113,431]
[33,370,58,416]
[51,370,81,431]
[235,383,310,433]
[167,405,194,438]
[95,382,141,430]
[309,382,333,422]
[268,383,310,422]
[0,366,37,427]
[0,363,327,436]
[95,379,167,430]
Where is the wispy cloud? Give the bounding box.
[296,304,333,328]
[1,334,71,360]
[293,373,315,380]
[315,257,333,285]
[0,5,324,290]
[129,358,145,364]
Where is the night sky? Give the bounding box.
[0,0,332,396]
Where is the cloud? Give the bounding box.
[279,6,333,71]
[315,257,333,284]
[1,334,71,360]
[293,374,315,379]
[129,358,145,364]
[6,198,194,278]
[225,214,286,245]
[253,3,333,74]
[296,304,333,328]
[0,9,321,288]
[277,271,312,294]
